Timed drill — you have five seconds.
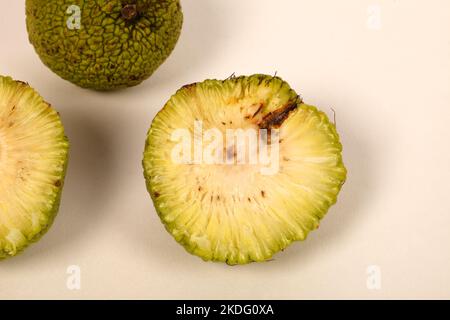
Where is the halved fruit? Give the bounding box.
[143,74,346,264]
[0,76,69,259]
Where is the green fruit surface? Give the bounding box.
[0,76,69,259]
[26,0,183,90]
[143,74,347,264]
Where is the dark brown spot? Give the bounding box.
[261,190,266,198]
[54,180,62,187]
[181,83,197,91]
[198,186,202,191]
[251,103,263,118]
[154,192,160,198]
[259,98,300,130]
[221,121,226,126]
[216,195,220,201]
[247,197,251,202]
[121,4,138,20]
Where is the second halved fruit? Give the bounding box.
[0,76,69,259]
[143,74,346,264]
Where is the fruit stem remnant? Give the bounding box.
[121,4,138,20]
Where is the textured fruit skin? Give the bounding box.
[0,76,69,259]
[26,0,183,90]
[143,74,347,265]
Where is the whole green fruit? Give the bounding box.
[26,0,183,90]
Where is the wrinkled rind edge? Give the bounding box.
[0,76,70,260]
[142,74,347,265]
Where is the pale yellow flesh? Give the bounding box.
[144,75,346,264]
[0,76,68,258]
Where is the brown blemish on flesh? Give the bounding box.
[154,192,160,198]
[54,180,62,187]
[258,99,300,130]
[261,190,266,198]
[244,103,264,120]
[251,103,263,118]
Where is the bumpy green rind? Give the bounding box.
[0,77,70,260]
[143,74,347,265]
[25,0,183,90]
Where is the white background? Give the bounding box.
[0,0,449,299]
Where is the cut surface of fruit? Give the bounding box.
[143,74,346,264]
[0,76,69,259]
